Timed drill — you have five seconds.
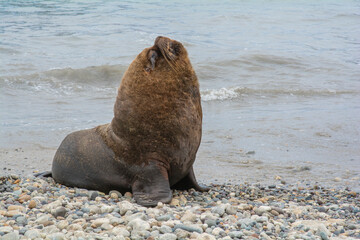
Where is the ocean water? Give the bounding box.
[1,1,360,189]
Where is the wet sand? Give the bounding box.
[1,146,359,192]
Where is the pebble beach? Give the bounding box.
[0,175,359,240]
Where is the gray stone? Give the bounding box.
[156,214,172,221]
[42,225,58,234]
[53,206,67,218]
[88,205,101,214]
[18,228,27,235]
[110,217,124,226]
[125,212,147,222]
[159,225,173,234]
[174,224,203,233]
[225,205,237,215]
[112,227,130,237]
[109,190,122,198]
[24,229,40,239]
[205,219,216,227]
[229,231,244,238]
[131,230,150,239]
[35,215,50,225]
[159,233,177,240]
[150,230,160,238]
[319,231,329,240]
[211,227,224,236]
[15,216,27,225]
[101,223,113,231]
[100,205,114,214]
[1,232,19,240]
[237,218,256,227]
[348,224,357,230]
[91,218,110,228]
[181,210,197,222]
[257,216,269,223]
[88,191,99,200]
[174,228,190,239]
[81,207,90,213]
[128,218,151,232]
[255,206,271,215]
[197,233,216,240]
[211,204,226,216]
[118,201,134,215]
[260,232,272,240]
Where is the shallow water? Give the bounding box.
[1,1,360,190]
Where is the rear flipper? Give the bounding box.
[132,161,172,207]
[171,166,209,192]
[34,171,52,178]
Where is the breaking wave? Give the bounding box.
[200,86,357,101]
[0,65,127,95]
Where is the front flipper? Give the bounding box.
[171,166,209,192]
[132,161,172,207]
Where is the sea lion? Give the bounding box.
[49,36,206,206]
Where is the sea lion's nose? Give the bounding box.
[155,36,165,43]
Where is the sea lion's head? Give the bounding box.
[123,36,196,85]
[146,36,188,73]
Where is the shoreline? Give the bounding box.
[1,147,359,193]
[0,175,359,239]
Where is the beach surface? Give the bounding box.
[0,175,359,239]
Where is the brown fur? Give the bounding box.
[97,37,201,179]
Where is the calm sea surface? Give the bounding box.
[1,1,359,189]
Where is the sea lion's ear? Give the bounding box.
[147,49,158,71]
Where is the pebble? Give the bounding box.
[112,227,130,237]
[0,175,358,240]
[128,218,150,231]
[159,225,172,234]
[118,200,134,215]
[28,200,36,209]
[159,233,177,240]
[197,233,216,240]
[109,190,120,199]
[255,205,271,215]
[174,224,203,233]
[56,220,68,230]
[1,233,19,240]
[181,210,197,222]
[53,206,67,218]
[204,219,217,228]
[229,231,244,238]
[211,204,226,216]
[24,229,40,239]
[156,214,171,222]
[88,190,98,200]
[91,218,110,228]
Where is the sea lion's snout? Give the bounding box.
[146,36,183,73]
[154,36,182,61]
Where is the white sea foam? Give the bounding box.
[200,86,357,101]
